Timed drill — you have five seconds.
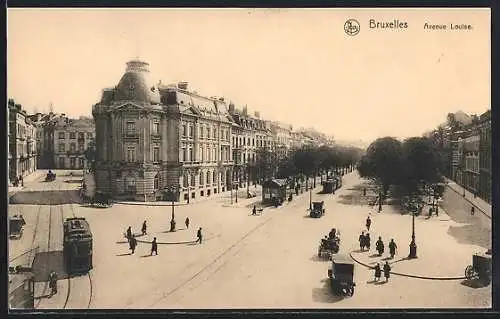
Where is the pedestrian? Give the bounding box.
[376,236,384,256]
[366,216,372,231]
[49,271,58,296]
[196,227,203,244]
[471,206,475,216]
[359,231,366,251]
[185,217,190,229]
[141,220,147,235]
[126,226,132,242]
[150,237,158,256]
[363,188,367,197]
[129,235,137,254]
[374,263,381,282]
[388,239,397,259]
[252,205,257,215]
[365,233,371,250]
[19,175,24,187]
[383,261,391,282]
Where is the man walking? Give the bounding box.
[373,263,381,282]
[185,217,190,229]
[366,216,372,231]
[126,226,132,243]
[196,227,203,244]
[252,205,257,216]
[129,235,137,254]
[49,270,58,296]
[376,236,384,256]
[388,239,397,259]
[471,206,475,216]
[363,188,367,197]
[150,237,158,256]
[141,220,147,235]
[359,231,366,251]
[383,261,392,282]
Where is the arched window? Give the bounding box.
[154,174,159,190]
[206,171,211,184]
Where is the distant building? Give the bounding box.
[8,99,37,183]
[477,110,491,203]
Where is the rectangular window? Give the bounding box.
[207,127,211,139]
[153,147,160,162]
[152,122,160,135]
[189,148,193,162]
[59,157,65,168]
[87,132,92,138]
[79,158,85,168]
[70,132,76,139]
[199,126,204,139]
[126,121,136,135]
[70,158,76,168]
[183,125,187,137]
[58,132,65,139]
[78,132,85,140]
[126,146,136,162]
[59,144,65,152]
[189,125,194,138]
[70,143,76,152]
[79,143,85,151]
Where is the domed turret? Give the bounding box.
[113,60,161,104]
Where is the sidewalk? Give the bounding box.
[348,201,486,280]
[8,170,47,196]
[445,179,491,218]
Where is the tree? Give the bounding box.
[358,137,403,200]
[254,148,279,181]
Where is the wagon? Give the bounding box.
[465,251,492,284]
[310,201,325,218]
[328,254,355,296]
[9,215,26,239]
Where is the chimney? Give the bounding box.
[254,111,260,118]
[228,103,235,113]
[177,81,188,90]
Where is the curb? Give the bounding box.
[349,252,466,281]
[120,234,221,245]
[446,184,491,220]
[114,202,191,207]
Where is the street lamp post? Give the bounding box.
[408,199,418,259]
[309,187,312,210]
[170,185,178,232]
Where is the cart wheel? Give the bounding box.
[465,265,475,280]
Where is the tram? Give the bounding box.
[63,217,93,274]
[8,266,35,309]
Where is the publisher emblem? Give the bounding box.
[344,19,360,36]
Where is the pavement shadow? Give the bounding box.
[389,257,409,265]
[9,190,82,205]
[65,179,83,184]
[311,279,344,303]
[448,224,491,250]
[366,279,378,284]
[32,251,67,282]
[369,254,380,258]
[460,279,490,289]
[116,253,132,256]
[310,255,329,262]
[374,280,389,285]
[337,193,379,206]
[140,254,155,258]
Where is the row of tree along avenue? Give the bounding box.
[249,145,364,189]
[357,136,446,214]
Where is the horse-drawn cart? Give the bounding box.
[465,251,492,284]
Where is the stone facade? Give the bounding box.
[8,99,37,184]
[92,60,234,202]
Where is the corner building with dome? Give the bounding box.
[92,60,234,201]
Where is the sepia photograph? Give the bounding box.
[7,8,491,310]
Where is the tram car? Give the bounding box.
[8,266,35,309]
[322,175,342,194]
[63,217,93,274]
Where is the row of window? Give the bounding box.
[465,156,479,173]
[181,123,231,142]
[58,157,86,169]
[58,142,89,153]
[58,131,93,140]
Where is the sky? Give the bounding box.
[7,8,490,144]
